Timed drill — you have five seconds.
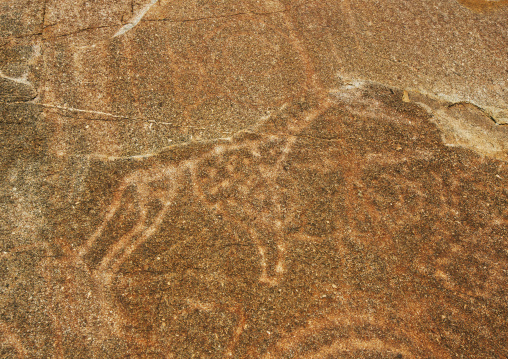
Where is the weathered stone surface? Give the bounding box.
[1,0,507,358]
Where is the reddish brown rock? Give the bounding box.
[1,0,507,358]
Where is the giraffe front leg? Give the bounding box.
[95,182,150,278]
[78,175,135,259]
[98,174,178,281]
[108,200,173,276]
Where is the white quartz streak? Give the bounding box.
[113,0,158,38]
[0,71,31,86]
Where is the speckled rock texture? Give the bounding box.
[1,0,507,358]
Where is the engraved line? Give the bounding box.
[109,202,172,275]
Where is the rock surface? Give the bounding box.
[1,0,507,358]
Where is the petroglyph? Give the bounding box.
[79,97,332,288]
[35,83,508,357]
[3,0,508,357]
[263,312,430,358]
